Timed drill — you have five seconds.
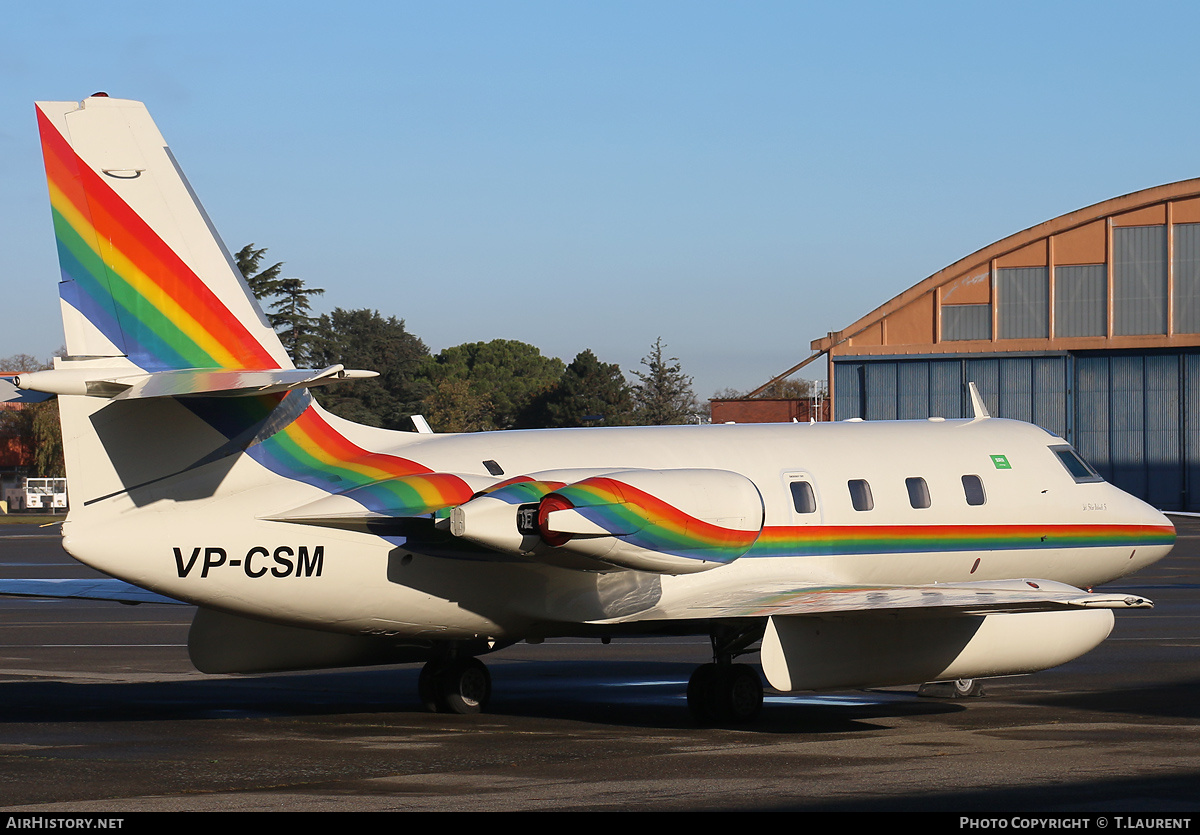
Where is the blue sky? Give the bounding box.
[2,1,1197,397]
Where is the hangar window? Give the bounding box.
[848,479,874,511]
[961,475,986,506]
[790,481,817,514]
[943,304,991,341]
[1113,225,1167,336]
[1175,224,1200,334]
[1055,264,1107,337]
[997,267,1048,339]
[906,477,931,509]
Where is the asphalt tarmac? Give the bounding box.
[0,519,1196,812]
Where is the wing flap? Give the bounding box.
[593,578,1151,623]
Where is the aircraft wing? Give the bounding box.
[0,578,185,605]
[594,578,1152,623]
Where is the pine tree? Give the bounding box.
[234,244,283,302]
[632,338,699,425]
[269,277,325,366]
[235,244,324,366]
[309,308,430,429]
[533,349,633,427]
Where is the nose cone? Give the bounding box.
[1120,493,1176,577]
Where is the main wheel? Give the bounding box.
[687,663,720,722]
[418,660,447,713]
[721,664,764,723]
[440,657,492,714]
[688,663,764,724]
[419,657,492,714]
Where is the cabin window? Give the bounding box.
[906,477,931,509]
[1050,445,1104,483]
[848,479,874,511]
[790,481,817,514]
[962,475,986,506]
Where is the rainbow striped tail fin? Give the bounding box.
[29,97,386,510]
[37,96,291,372]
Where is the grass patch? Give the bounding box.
[0,514,64,525]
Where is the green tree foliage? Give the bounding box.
[32,399,64,478]
[309,308,431,430]
[270,277,325,366]
[530,349,633,427]
[234,244,283,301]
[422,378,493,433]
[632,337,700,425]
[0,353,64,477]
[421,340,564,431]
[235,243,325,366]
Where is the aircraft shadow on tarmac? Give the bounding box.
[0,659,970,732]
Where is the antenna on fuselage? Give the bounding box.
[967,382,991,419]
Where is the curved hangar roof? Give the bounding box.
[813,178,1200,358]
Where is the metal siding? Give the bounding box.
[1055,264,1107,337]
[1074,356,1111,480]
[997,357,1033,423]
[997,267,1049,339]
[1031,356,1068,437]
[896,361,929,419]
[864,362,898,421]
[1174,224,1200,334]
[834,361,864,420]
[1186,355,1200,510]
[930,360,962,418]
[964,358,999,416]
[1113,226,1168,335]
[942,304,991,341]
[1144,354,1181,509]
[1109,355,1147,498]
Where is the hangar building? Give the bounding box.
[811,178,1200,511]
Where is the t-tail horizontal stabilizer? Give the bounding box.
[12,363,376,399]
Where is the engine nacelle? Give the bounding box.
[543,468,764,573]
[450,467,765,574]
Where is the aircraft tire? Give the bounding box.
[688,663,763,724]
[722,664,764,723]
[952,678,982,698]
[687,663,720,722]
[439,657,492,715]
[418,660,447,713]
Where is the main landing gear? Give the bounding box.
[419,656,492,714]
[687,622,767,724]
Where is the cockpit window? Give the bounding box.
[1051,445,1104,483]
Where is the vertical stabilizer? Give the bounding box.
[37,96,292,371]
